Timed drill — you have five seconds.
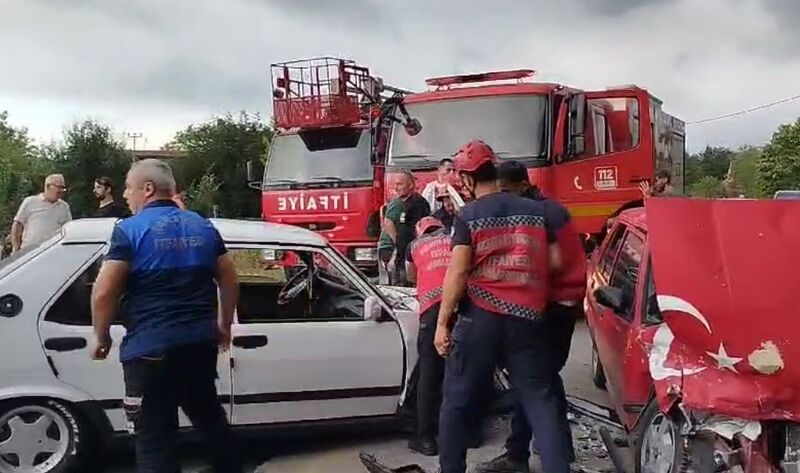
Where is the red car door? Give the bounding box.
[588,224,646,420]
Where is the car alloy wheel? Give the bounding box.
[0,402,76,473]
[639,411,678,473]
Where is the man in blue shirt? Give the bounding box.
[91,159,242,473]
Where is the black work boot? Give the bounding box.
[408,437,438,456]
[473,451,530,473]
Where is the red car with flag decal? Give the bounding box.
[585,197,800,473]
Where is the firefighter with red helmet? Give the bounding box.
[434,140,570,473]
[473,160,587,473]
[404,216,450,456]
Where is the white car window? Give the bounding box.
[230,248,365,323]
[44,255,123,326]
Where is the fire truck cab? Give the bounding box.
[248,58,400,276]
[385,70,685,242]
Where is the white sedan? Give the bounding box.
[0,218,423,473]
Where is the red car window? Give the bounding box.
[608,232,645,320]
[599,225,627,279]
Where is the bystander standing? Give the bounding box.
[10,174,72,254]
[92,176,131,218]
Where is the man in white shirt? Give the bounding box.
[11,174,72,253]
[421,158,459,212]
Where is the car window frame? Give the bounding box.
[607,229,645,322]
[598,223,627,281]
[0,232,64,282]
[640,255,663,326]
[41,243,110,327]
[228,243,377,325]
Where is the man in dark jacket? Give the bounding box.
[475,161,586,473]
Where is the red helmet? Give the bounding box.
[453,140,497,174]
[416,216,444,236]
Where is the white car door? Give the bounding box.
[38,244,233,431]
[228,247,405,425]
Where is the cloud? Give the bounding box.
[0,0,798,152]
[576,0,676,15]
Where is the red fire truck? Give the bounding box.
[384,70,685,244]
[247,58,413,276]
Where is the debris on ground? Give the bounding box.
[357,396,625,473]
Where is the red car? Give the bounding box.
[585,198,800,473]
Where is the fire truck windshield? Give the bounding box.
[390,95,548,167]
[264,128,372,188]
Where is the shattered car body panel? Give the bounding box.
[586,198,800,472]
[645,198,800,420]
[378,285,420,405]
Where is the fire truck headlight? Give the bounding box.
[354,247,378,262]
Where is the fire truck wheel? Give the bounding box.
[634,402,715,473]
[591,343,607,390]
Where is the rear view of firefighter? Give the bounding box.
[405,216,450,456]
[434,140,570,473]
[475,160,587,472]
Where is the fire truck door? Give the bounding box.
[553,90,652,230]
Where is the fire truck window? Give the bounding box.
[599,225,626,280]
[608,232,644,321]
[582,98,640,158]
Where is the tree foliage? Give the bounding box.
[683,145,763,198]
[689,175,725,198]
[171,113,272,219]
[728,146,760,197]
[756,119,800,198]
[52,120,132,218]
[0,112,52,240]
[185,170,221,218]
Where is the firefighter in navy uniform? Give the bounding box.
[405,216,450,456]
[475,161,587,473]
[434,141,570,473]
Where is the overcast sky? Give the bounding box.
[1,0,799,152]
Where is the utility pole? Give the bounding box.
[127,132,143,153]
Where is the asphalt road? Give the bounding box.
[107,321,611,473]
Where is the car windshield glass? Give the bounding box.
[390,95,548,168]
[264,128,372,186]
[0,231,63,280]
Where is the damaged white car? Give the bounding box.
[0,218,429,473]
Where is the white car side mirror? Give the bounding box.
[364,296,382,322]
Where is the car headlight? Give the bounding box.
[354,247,378,262]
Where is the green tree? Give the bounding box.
[756,119,800,198]
[684,154,703,188]
[185,170,221,218]
[54,120,131,218]
[172,112,272,218]
[689,175,725,198]
[728,146,760,197]
[0,112,53,240]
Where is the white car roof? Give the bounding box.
[60,217,329,247]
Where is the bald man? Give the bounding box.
[378,169,430,285]
[11,174,72,253]
[91,159,243,473]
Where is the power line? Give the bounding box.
[686,93,800,125]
